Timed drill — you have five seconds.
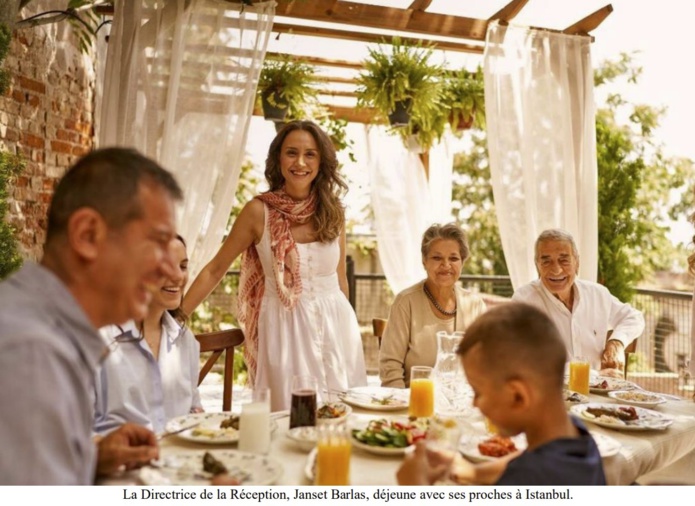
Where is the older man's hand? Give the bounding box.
[96,423,159,477]
[601,340,625,374]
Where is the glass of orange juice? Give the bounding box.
[409,366,435,418]
[568,356,590,395]
[315,424,351,485]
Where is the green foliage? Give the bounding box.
[451,131,508,276]
[444,66,486,132]
[66,0,99,54]
[356,37,445,151]
[317,115,356,163]
[0,23,10,94]
[257,54,317,119]
[0,152,24,280]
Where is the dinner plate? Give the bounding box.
[607,390,667,409]
[165,412,278,444]
[340,386,409,411]
[563,389,590,408]
[458,434,527,463]
[571,403,674,431]
[589,377,636,394]
[138,450,283,485]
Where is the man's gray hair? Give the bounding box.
[534,229,579,261]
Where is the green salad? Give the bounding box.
[352,418,427,448]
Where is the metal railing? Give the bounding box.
[212,266,692,397]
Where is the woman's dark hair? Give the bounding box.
[265,120,347,242]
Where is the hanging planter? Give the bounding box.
[261,91,289,122]
[388,99,412,127]
[356,37,444,149]
[444,67,486,133]
[257,55,317,124]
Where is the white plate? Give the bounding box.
[607,390,667,409]
[349,416,427,456]
[458,434,527,463]
[571,403,674,431]
[286,426,318,452]
[316,402,353,424]
[589,377,635,394]
[590,432,621,458]
[138,450,283,485]
[340,386,409,411]
[165,412,277,444]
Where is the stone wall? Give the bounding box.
[0,1,96,260]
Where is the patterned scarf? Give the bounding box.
[238,188,318,384]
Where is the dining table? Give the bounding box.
[102,386,695,487]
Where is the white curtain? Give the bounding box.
[99,0,275,277]
[365,126,455,295]
[483,21,598,290]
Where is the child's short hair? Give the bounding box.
[457,302,566,389]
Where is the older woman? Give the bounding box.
[379,223,486,388]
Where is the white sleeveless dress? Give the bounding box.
[254,205,368,411]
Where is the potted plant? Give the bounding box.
[257,54,317,123]
[444,67,486,132]
[356,37,444,133]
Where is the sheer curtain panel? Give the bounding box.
[483,22,598,290]
[99,0,275,277]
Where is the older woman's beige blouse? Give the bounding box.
[379,280,486,388]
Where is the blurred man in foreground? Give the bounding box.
[0,148,183,484]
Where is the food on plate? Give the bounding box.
[190,427,238,439]
[317,403,347,419]
[564,391,585,403]
[612,391,661,403]
[371,395,398,406]
[220,414,240,430]
[202,452,228,476]
[591,379,610,390]
[352,418,427,448]
[478,435,518,458]
[585,406,639,422]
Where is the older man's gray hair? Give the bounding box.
[534,229,579,261]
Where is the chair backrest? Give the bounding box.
[195,328,244,412]
[372,318,387,348]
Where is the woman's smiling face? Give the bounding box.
[279,129,320,195]
[423,239,463,289]
[152,237,188,311]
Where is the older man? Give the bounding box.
[512,229,644,377]
[0,148,183,484]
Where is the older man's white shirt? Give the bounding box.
[512,279,645,369]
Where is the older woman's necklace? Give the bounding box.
[423,284,457,316]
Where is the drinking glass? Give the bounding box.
[315,423,351,485]
[426,416,462,454]
[290,375,318,429]
[409,366,435,418]
[568,356,591,395]
[484,417,498,435]
[238,387,271,454]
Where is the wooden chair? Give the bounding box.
[372,318,387,348]
[195,328,244,412]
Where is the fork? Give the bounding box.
[156,422,201,441]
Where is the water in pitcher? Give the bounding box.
[433,331,472,414]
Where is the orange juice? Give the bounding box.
[569,359,590,395]
[315,438,351,485]
[409,378,435,418]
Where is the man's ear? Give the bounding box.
[66,208,108,261]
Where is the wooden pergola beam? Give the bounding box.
[488,0,530,23]
[275,0,490,42]
[266,51,364,71]
[252,103,382,125]
[316,89,357,98]
[272,22,483,54]
[408,0,433,11]
[563,4,613,36]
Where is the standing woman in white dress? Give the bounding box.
[183,120,367,410]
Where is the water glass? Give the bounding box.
[568,356,590,395]
[290,375,318,429]
[315,423,351,485]
[426,416,462,454]
[409,366,435,418]
[238,388,271,454]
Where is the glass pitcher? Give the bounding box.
[433,331,471,414]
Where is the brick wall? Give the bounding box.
[0,1,96,260]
